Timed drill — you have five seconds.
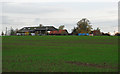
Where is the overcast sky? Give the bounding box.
[1,0,119,34]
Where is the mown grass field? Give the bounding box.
[2,36,118,72]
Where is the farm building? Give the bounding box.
[101,32,111,36]
[114,32,120,36]
[16,25,58,36]
[92,30,102,36]
[49,30,68,35]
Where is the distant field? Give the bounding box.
[2,36,118,72]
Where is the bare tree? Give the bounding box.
[1,31,4,36]
[76,18,92,33]
[10,27,15,36]
[59,25,64,30]
[39,24,43,27]
[72,18,92,34]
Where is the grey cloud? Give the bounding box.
[2,3,65,14]
[93,19,118,26]
[2,15,34,26]
[1,2,118,33]
[33,18,77,25]
[2,16,14,24]
[107,10,117,14]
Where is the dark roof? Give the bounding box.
[35,26,58,31]
[18,26,58,32]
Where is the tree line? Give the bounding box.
[1,18,117,36]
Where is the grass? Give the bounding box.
[2,36,118,72]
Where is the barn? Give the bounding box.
[16,25,58,36]
[49,30,68,35]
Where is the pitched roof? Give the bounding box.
[50,30,68,34]
[18,26,58,32]
[35,26,58,31]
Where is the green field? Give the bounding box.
[2,36,118,72]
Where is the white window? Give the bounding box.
[48,31,50,33]
[31,33,35,36]
[89,34,93,36]
[17,33,21,35]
